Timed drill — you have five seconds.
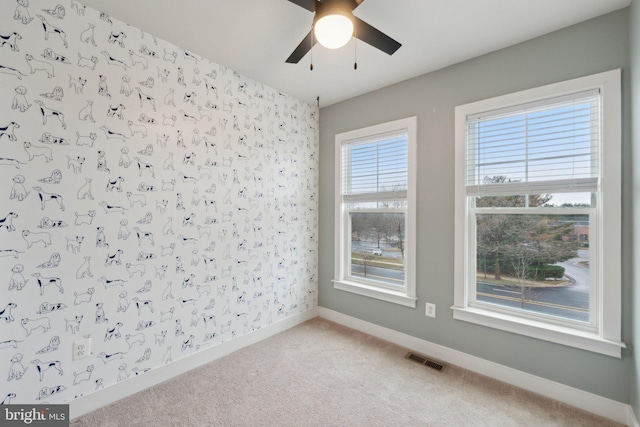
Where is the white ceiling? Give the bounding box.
[79,0,630,108]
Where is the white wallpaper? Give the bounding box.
[0,0,318,404]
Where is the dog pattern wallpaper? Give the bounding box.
[0,0,318,404]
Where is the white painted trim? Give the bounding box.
[333,117,418,306]
[70,308,318,420]
[451,306,624,358]
[317,307,631,426]
[628,406,640,427]
[333,279,417,308]
[453,69,624,356]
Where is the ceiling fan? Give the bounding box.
[285,0,402,64]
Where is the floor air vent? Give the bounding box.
[406,352,447,372]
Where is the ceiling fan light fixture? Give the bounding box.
[314,13,353,49]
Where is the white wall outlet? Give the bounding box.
[425,302,436,318]
[73,337,91,361]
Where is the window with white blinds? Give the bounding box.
[454,70,624,357]
[334,117,417,308]
[465,90,600,197]
[341,130,408,203]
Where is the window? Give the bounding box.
[454,70,625,357]
[334,117,417,307]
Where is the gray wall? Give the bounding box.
[318,9,631,403]
[630,0,640,417]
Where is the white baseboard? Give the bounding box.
[628,405,640,427]
[70,308,318,420]
[317,307,632,426]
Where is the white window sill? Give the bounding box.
[333,279,417,308]
[451,305,625,358]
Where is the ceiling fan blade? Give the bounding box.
[353,16,401,56]
[286,30,316,63]
[287,0,317,12]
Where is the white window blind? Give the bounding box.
[465,89,600,197]
[341,130,408,203]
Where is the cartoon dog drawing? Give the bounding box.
[1,32,21,52]
[65,236,84,254]
[41,48,70,64]
[107,103,126,119]
[99,201,126,214]
[76,131,97,147]
[39,132,69,145]
[74,210,95,226]
[10,175,29,201]
[95,303,108,323]
[36,252,61,268]
[77,53,97,69]
[9,264,27,290]
[36,15,68,47]
[12,86,30,112]
[32,186,65,210]
[22,230,51,248]
[98,276,126,289]
[105,249,123,266]
[36,385,66,400]
[68,75,87,94]
[40,85,64,101]
[0,122,19,141]
[66,155,85,173]
[126,192,146,207]
[23,142,53,162]
[99,126,127,141]
[134,157,155,178]
[30,359,63,382]
[36,336,60,354]
[21,317,51,336]
[76,256,93,279]
[34,100,65,128]
[14,0,33,24]
[26,54,54,78]
[0,303,17,322]
[73,365,94,385]
[125,333,145,349]
[78,100,95,122]
[73,287,94,305]
[135,87,155,111]
[7,353,27,380]
[79,24,96,46]
[64,315,83,334]
[31,273,63,295]
[129,49,148,69]
[126,263,145,278]
[101,51,128,69]
[77,178,93,200]
[41,3,65,19]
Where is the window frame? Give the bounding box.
[334,117,417,308]
[453,70,625,357]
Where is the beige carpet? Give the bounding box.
[71,318,623,427]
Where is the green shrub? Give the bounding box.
[525,264,565,280]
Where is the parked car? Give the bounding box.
[371,248,382,256]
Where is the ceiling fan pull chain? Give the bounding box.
[354,28,358,70]
[310,24,314,71]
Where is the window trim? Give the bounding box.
[334,117,417,308]
[453,70,625,358]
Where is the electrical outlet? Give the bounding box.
[425,302,436,318]
[73,337,91,361]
